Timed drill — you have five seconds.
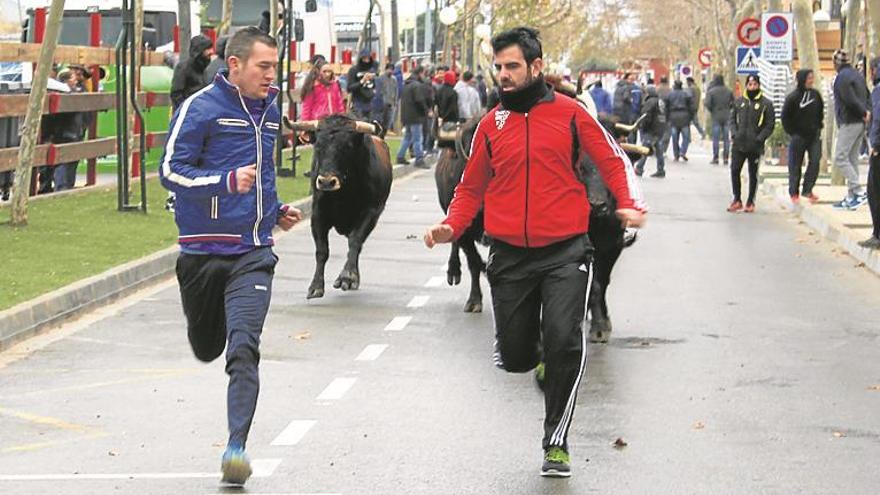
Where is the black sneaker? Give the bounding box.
[1,189,8,201]
[396,157,409,165]
[635,168,644,176]
[650,170,665,178]
[414,159,430,169]
[858,237,880,249]
[541,447,571,478]
[710,159,719,165]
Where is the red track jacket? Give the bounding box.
[444,89,646,248]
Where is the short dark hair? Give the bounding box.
[412,65,424,75]
[462,70,473,81]
[660,76,669,84]
[646,77,654,85]
[385,63,394,71]
[226,26,277,64]
[686,76,695,84]
[491,27,542,65]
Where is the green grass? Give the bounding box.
[0,138,402,311]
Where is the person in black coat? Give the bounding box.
[667,80,695,161]
[346,49,379,120]
[396,66,430,168]
[434,70,459,149]
[170,35,214,110]
[635,84,667,178]
[728,74,775,213]
[781,69,824,203]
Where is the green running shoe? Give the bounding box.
[541,446,571,478]
[221,447,252,485]
[534,362,546,391]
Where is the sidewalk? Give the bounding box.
[759,162,880,275]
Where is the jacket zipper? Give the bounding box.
[235,91,277,247]
[524,112,531,248]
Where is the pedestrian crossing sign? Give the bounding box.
[736,46,761,75]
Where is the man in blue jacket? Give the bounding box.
[589,80,612,116]
[159,27,303,486]
[832,49,871,210]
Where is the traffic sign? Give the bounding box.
[761,13,793,62]
[679,65,693,79]
[698,48,713,68]
[736,46,761,75]
[737,17,761,46]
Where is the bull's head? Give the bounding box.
[284,115,383,192]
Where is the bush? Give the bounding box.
[766,121,790,149]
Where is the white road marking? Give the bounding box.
[316,377,357,401]
[407,295,430,308]
[424,276,445,287]
[271,420,317,446]
[355,344,389,361]
[383,316,412,331]
[0,458,282,481]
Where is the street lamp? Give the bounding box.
[439,6,458,26]
[475,23,491,40]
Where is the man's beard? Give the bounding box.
[501,70,536,92]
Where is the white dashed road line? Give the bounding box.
[271,420,317,446]
[407,295,430,308]
[383,316,412,331]
[355,344,389,361]
[316,377,358,401]
[424,276,445,287]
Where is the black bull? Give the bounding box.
[289,114,394,299]
[434,114,644,343]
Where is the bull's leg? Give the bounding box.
[335,208,382,291]
[588,243,621,343]
[447,241,462,286]
[460,237,485,313]
[308,217,331,299]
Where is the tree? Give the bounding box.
[220,0,233,35]
[844,0,862,57]
[391,0,400,62]
[10,0,66,227]
[868,0,880,56]
[178,0,192,58]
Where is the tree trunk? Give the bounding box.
[391,0,400,62]
[867,0,880,56]
[221,0,233,35]
[845,0,862,56]
[752,0,763,17]
[270,0,278,37]
[178,0,191,58]
[793,0,831,171]
[10,0,66,227]
[767,0,782,12]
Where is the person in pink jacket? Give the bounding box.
[300,60,345,123]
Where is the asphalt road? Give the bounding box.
[1,143,879,494]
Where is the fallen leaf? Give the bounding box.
[867,385,880,391]
[693,421,706,430]
[406,234,418,240]
[212,442,225,447]
[855,262,866,268]
[833,431,846,438]
[108,450,118,457]
[294,331,311,340]
[612,437,628,449]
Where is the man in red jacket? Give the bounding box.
[424,27,646,478]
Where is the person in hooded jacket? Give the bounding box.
[860,58,880,249]
[435,70,459,123]
[781,69,824,204]
[204,36,229,84]
[704,74,734,165]
[667,80,695,161]
[346,49,378,120]
[728,74,775,213]
[831,49,871,210]
[171,35,214,110]
[634,84,668,178]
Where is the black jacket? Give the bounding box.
[203,36,228,85]
[833,64,870,125]
[781,69,824,140]
[171,35,213,109]
[435,83,459,122]
[704,76,734,124]
[400,76,430,125]
[667,87,695,128]
[639,86,667,136]
[731,91,776,155]
[346,50,378,111]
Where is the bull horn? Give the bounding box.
[283,116,319,131]
[352,120,383,135]
[620,143,652,156]
[615,113,647,134]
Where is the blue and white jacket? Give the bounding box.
[159,71,285,250]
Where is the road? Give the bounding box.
[1,143,879,494]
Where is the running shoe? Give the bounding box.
[852,193,869,209]
[803,192,820,204]
[832,197,853,210]
[727,200,743,213]
[790,194,800,204]
[534,362,546,391]
[221,446,252,486]
[744,203,756,213]
[858,237,880,249]
[541,447,571,478]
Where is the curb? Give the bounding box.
[0,163,424,350]
[760,178,880,276]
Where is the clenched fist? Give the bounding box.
[236,164,257,194]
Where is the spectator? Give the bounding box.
[781,69,824,204]
[861,57,880,249]
[171,35,214,110]
[634,84,668,178]
[455,70,481,121]
[346,49,378,120]
[434,70,459,148]
[422,68,439,156]
[204,36,229,84]
[686,76,706,139]
[831,49,871,210]
[668,80,695,161]
[378,63,399,132]
[475,73,489,109]
[704,74,734,165]
[300,59,344,122]
[396,65,430,168]
[51,70,88,191]
[613,72,633,125]
[728,74,775,213]
[629,74,643,143]
[589,80,612,116]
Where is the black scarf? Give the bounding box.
[500,75,548,113]
[746,88,761,100]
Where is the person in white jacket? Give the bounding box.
[455,71,483,121]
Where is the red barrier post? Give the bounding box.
[131,115,141,178]
[330,45,336,64]
[309,42,316,61]
[290,41,297,61]
[173,25,180,53]
[86,11,101,186]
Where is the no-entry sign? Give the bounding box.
[698,48,713,68]
[737,17,761,47]
[761,13,793,62]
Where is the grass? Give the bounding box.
[0,138,403,311]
